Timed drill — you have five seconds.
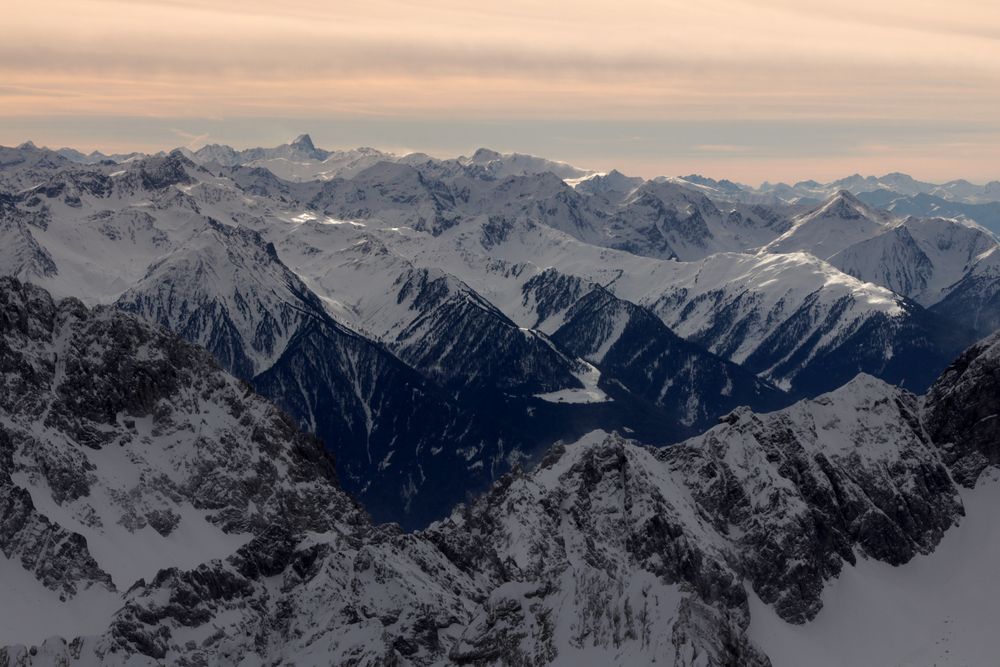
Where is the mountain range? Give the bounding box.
[1,138,998,525]
[2,276,999,665]
[1,135,999,663]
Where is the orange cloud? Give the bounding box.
[2,0,999,182]
[3,0,999,120]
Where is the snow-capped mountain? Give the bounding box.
[855,190,1000,236]
[631,252,970,394]
[0,149,552,526]
[0,192,57,283]
[181,137,596,184]
[7,274,1000,665]
[755,172,1000,206]
[116,220,321,378]
[571,168,645,202]
[423,208,968,394]
[191,136,400,182]
[828,215,1000,337]
[267,214,785,442]
[108,212,548,528]
[54,147,145,165]
[763,190,896,260]
[662,171,1000,235]
[0,277,483,664]
[191,134,331,167]
[604,180,790,260]
[0,138,994,530]
[459,147,593,180]
[0,150,261,303]
[550,286,786,430]
[427,368,969,665]
[0,142,77,192]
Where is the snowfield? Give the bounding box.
[751,474,1000,667]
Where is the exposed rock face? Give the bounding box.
[2,281,1000,666]
[428,437,773,667]
[0,479,113,599]
[666,376,961,623]
[0,277,359,582]
[91,525,481,666]
[925,331,1000,486]
[1,141,989,530]
[426,375,964,665]
[0,277,483,665]
[0,195,57,281]
[114,215,537,529]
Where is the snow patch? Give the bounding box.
[535,361,610,404]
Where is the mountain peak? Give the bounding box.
[819,189,868,217]
[881,171,914,181]
[832,188,862,202]
[470,147,502,163]
[290,133,316,150]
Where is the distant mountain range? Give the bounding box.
[2,137,997,528]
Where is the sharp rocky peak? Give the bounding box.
[290,133,316,151]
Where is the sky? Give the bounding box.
[3,0,1000,184]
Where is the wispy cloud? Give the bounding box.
[2,0,998,181]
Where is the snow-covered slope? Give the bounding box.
[606,180,790,260]
[751,329,1000,667]
[117,220,324,378]
[425,372,969,664]
[0,277,360,639]
[828,215,1000,337]
[629,252,970,393]
[551,286,786,432]
[0,142,75,191]
[0,277,486,664]
[418,210,967,394]
[459,147,593,180]
[829,216,997,305]
[271,219,585,395]
[764,190,897,260]
[267,212,791,451]
[749,474,1000,667]
[759,172,1000,206]
[828,224,936,300]
[6,275,1000,666]
[0,150,267,305]
[0,140,990,528]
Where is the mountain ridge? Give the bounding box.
[4,276,1000,665]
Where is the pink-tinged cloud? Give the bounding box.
[3,0,999,181]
